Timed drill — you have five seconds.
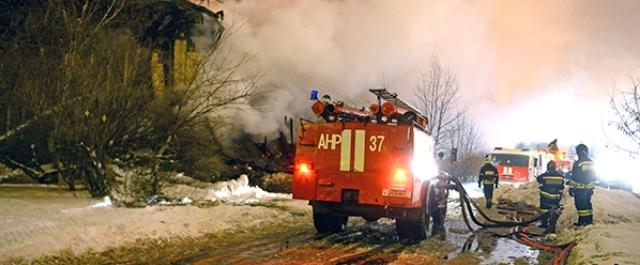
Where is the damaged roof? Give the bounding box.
[0,0,225,50]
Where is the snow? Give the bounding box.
[181,197,193,204]
[110,166,292,206]
[461,182,484,198]
[0,186,309,260]
[206,174,291,205]
[155,197,194,206]
[491,181,640,264]
[460,181,529,199]
[90,196,112,208]
[560,223,640,264]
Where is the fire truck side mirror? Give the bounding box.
[450,148,458,162]
[438,151,444,160]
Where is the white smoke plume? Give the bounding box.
[215,0,640,148]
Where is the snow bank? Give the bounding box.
[559,222,640,264]
[163,173,292,205]
[492,181,640,228]
[90,196,112,208]
[206,174,291,205]
[557,187,640,230]
[487,180,640,263]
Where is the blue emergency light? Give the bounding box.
[310,89,319,100]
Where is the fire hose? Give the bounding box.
[517,225,577,265]
[445,176,577,265]
[447,176,546,228]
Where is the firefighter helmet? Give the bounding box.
[576,144,588,157]
[485,155,492,163]
[321,94,332,103]
[547,160,557,171]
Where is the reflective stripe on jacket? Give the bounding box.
[569,158,596,190]
[577,209,593,216]
[536,170,565,197]
[567,179,595,189]
[479,163,499,187]
[540,190,561,200]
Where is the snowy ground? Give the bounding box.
[489,181,640,264]
[0,176,306,262]
[2,175,639,264]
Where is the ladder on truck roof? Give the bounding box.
[369,88,424,116]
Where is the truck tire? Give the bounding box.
[396,196,429,241]
[312,210,348,234]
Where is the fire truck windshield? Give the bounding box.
[493,154,529,167]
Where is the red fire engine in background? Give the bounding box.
[292,88,449,241]
[488,147,538,183]
[488,140,573,184]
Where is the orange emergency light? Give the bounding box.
[369,103,380,114]
[296,162,313,175]
[311,101,325,115]
[393,167,409,184]
[381,101,396,116]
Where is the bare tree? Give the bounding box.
[611,75,640,155]
[145,23,262,194]
[0,0,129,195]
[413,58,487,178]
[0,1,261,198]
[414,58,465,149]
[441,114,486,178]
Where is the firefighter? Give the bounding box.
[536,160,564,232]
[478,156,499,208]
[568,144,596,226]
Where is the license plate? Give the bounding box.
[382,189,411,198]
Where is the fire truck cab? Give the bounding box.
[489,147,538,183]
[292,89,449,241]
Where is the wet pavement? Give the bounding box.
[443,194,546,265]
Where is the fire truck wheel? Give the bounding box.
[312,211,348,234]
[395,197,429,241]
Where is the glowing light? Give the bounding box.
[393,168,408,183]
[297,162,312,175]
[595,150,640,193]
[410,128,439,181]
[486,88,606,147]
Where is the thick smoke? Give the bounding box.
[220,0,640,148]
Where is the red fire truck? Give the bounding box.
[292,89,449,241]
[489,147,538,183]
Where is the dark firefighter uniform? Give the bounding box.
[568,144,596,226]
[478,158,499,208]
[536,161,564,232]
